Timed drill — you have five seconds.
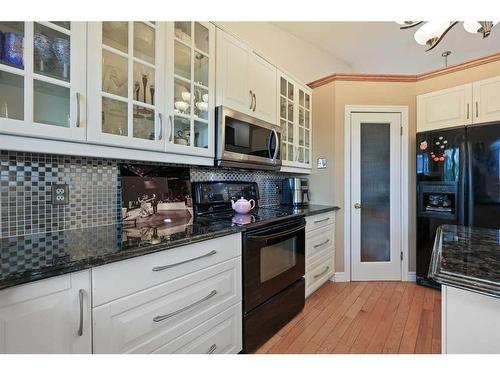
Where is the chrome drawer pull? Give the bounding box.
[153,290,217,322]
[207,344,217,354]
[313,239,330,248]
[78,289,85,336]
[313,217,330,224]
[152,250,217,272]
[313,266,330,279]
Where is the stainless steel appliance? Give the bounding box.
[191,181,305,353]
[417,121,500,288]
[215,106,281,170]
[281,177,310,206]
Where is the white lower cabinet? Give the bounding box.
[0,270,91,354]
[305,212,335,298]
[153,302,242,354]
[442,285,500,354]
[92,234,243,354]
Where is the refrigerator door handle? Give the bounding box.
[466,139,473,226]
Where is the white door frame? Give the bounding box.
[344,105,410,282]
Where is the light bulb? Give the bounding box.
[414,21,452,46]
[464,21,482,34]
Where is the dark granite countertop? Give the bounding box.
[0,204,339,291]
[429,224,500,298]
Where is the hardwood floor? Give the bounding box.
[254,281,441,354]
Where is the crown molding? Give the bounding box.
[308,51,500,88]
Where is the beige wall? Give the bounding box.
[311,60,500,275]
[215,22,352,83]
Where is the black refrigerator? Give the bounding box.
[416,121,500,288]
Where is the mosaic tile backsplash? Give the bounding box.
[0,151,289,238]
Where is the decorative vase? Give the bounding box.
[3,32,23,68]
[33,33,53,73]
[51,37,70,79]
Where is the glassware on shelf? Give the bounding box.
[2,31,24,68]
[174,116,190,145]
[33,32,53,73]
[0,70,24,120]
[102,50,128,97]
[51,37,70,80]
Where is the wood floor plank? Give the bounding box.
[365,282,407,353]
[253,281,441,355]
[382,282,417,353]
[431,291,442,354]
[349,282,398,353]
[308,282,368,347]
[399,285,426,353]
[415,288,437,354]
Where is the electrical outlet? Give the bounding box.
[51,183,69,205]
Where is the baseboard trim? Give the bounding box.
[407,272,416,282]
[330,272,347,282]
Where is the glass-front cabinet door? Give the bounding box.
[279,75,296,165]
[278,71,312,169]
[167,21,215,157]
[87,22,166,151]
[297,87,312,168]
[0,22,86,141]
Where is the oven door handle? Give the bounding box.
[247,224,306,241]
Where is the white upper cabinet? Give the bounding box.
[168,21,215,157]
[0,270,91,354]
[87,22,166,151]
[250,53,277,123]
[473,76,500,124]
[216,28,277,125]
[417,75,500,132]
[417,84,472,132]
[0,22,87,141]
[278,71,312,170]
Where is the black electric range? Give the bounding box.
[192,181,306,353]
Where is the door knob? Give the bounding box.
[354,203,361,209]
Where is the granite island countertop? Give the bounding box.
[429,224,500,298]
[0,204,340,291]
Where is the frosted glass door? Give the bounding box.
[87,22,165,151]
[351,112,402,281]
[169,21,214,157]
[0,22,86,141]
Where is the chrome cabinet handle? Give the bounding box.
[253,93,257,111]
[354,203,362,209]
[78,289,85,336]
[466,103,469,120]
[314,266,330,279]
[158,113,163,140]
[152,250,217,272]
[314,217,330,224]
[168,115,174,142]
[153,290,217,322]
[249,90,254,109]
[206,344,217,354]
[313,239,330,248]
[476,101,479,118]
[75,92,81,128]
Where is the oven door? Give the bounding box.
[243,218,305,313]
[216,106,281,170]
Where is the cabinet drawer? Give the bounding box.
[306,224,334,267]
[92,233,241,306]
[305,252,334,298]
[306,212,335,232]
[93,257,241,354]
[153,303,242,354]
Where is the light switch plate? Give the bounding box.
[52,183,69,205]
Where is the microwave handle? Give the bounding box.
[272,128,279,163]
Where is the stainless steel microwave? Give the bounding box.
[215,106,281,170]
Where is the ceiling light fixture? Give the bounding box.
[399,21,499,51]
